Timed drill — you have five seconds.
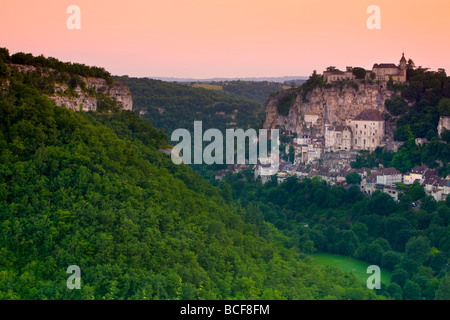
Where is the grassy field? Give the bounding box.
[192,83,223,91]
[310,253,392,285]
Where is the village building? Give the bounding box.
[295,134,311,145]
[347,109,385,151]
[323,66,355,83]
[304,112,320,128]
[376,167,402,186]
[403,165,427,184]
[325,109,385,152]
[323,53,407,84]
[325,125,352,151]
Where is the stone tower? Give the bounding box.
[399,52,407,79]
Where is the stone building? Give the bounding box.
[376,168,402,186]
[304,112,320,128]
[324,125,352,151]
[325,109,384,152]
[347,109,385,151]
[323,53,407,84]
[372,53,407,83]
[323,66,355,83]
[403,165,427,184]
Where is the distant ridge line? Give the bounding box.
[140,76,309,83]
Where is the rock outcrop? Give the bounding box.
[9,64,132,112]
[50,78,132,112]
[438,116,450,137]
[264,83,397,140]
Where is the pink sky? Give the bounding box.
[1,0,449,78]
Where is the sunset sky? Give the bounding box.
[1,0,449,78]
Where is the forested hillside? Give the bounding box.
[0,51,381,300]
[219,171,450,300]
[114,76,269,135]
[214,80,287,103]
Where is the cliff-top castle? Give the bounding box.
[323,53,407,83]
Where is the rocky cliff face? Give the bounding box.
[264,83,397,140]
[10,64,132,112]
[438,116,450,137]
[50,77,133,112]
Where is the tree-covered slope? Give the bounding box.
[219,171,450,300]
[0,65,378,300]
[114,76,267,135]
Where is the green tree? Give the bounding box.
[391,268,409,288]
[345,172,362,185]
[288,145,295,163]
[302,240,317,254]
[441,129,450,143]
[435,273,450,300]
[381,251,401,270]
[387,283,402,300]
[408,183,425,201]
[350,222,368,243]
[438,98,450,116]
[0,59,7,77]
[402,280,422,300]
[352,67,366,79]
[420,196,437,213]
[405,236,431,265]
[385,96,408,116]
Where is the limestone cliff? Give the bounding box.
[50,77,133,112]
[264,83,397,141]
[10,64,132,112]
[438,116,450,137]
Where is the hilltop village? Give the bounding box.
[216,54,450,203]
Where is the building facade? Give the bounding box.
[325,109,384,152]
[376,168,402,186]
[347,109,385,151]
[323,53,407,84]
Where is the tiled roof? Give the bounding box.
[353,109,384,121]
[373,63,398,69]
[411,166,427,174]
[380,167,401,175]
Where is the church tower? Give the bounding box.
[399,52,407,81]
[399,52,407,70]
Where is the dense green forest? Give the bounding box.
[0,48,113,83]
[114,76,269,135]
[219,171,450,300]
[0,52,383,300]
[213,80,286,103]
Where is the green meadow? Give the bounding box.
[192,83,224,91]
[310,253,393,285]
